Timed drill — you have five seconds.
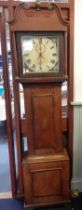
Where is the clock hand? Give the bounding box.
[35,37,42,71]
[54,61,58,69]
[39,44,44,70]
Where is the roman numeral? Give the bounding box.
[54,61,58,68]
[52,38,58,47]
[50,60,55,64]
[27,59,31,64]
[52,53,57,57]
[50,46,54,49]
[24,53,29,57]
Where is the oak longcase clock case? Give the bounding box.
[9,2,71,209]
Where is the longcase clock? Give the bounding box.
[9,2,70,209]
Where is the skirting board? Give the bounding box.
[71,178,82,192]
[0,192,12,199]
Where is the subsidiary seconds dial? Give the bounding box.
[22,35,59,74]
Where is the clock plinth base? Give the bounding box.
[24,200,71,210]
[23,149,70,208]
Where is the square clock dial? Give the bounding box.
[16,33,65,76]
[21,35,60,74]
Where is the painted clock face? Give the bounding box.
[21,35,60,74]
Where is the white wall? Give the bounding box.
[72,0,82,191]
[74,0,82,101]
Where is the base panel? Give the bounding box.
[23,150,70,208]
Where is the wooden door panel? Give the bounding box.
[32,169,62,197]
[24,86,63,154]
[32,94,55,149]
[23,151,70,206]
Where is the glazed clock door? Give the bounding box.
[16,32,65,77]
[23,36,59,73]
